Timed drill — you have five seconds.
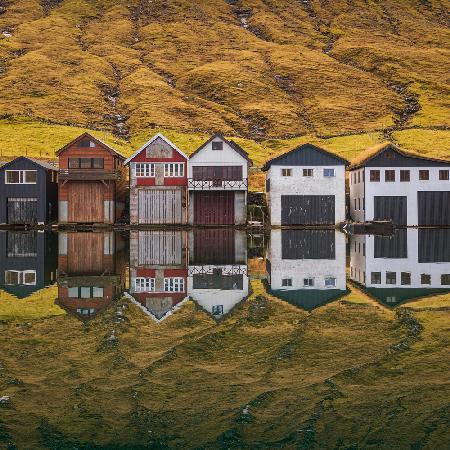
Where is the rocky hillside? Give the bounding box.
[0,0,449,162]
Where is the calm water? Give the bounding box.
[0,229,449,449]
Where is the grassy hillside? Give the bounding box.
[0,0,449,173]
[0,281,449,449]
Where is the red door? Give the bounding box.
[194,191,235,225]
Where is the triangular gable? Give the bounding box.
[124,132,188,165]
[189,133,253,165]
[262,143,348,171]
[56,132,126,160]
[0,156,57,172]
[349,142,450,169]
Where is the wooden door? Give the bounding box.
[7,198,38,224]
[193,191,235,225]
[68,182,104,223]
[67,233,104,274]
[374,196,407,226]
[281,195,335,225]
[138,189,183,224]
[192,229,235,263]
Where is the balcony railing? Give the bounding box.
[59,169,122,181]
[188,265,248,276]
[188,178,248,190]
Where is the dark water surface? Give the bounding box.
[0,229,449,449]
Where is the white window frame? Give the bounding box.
[281,168,292,177]
[164,163,184,178]
[303,278,314,287]
[164,277,185,292]
[324,277,336,287]
[212,305,224,315]
[135,277,155,292]
[323,168,335,177]
[303,168,313,177]
[4,269,36,285]
[134,163,155,178]
[5,170,37,184]
[281,278,292,287]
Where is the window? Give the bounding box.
[303,168,313,177]
[78,139,95,148]
[400,170,410,182]
[354,198,357,210]
[303,278,314,287]
[192,166,242,181]
[324,168,335,177]
[212,141,223,150]
[5,170,37,184]
[421,274,431,285]
[385,170,395,182]
[419,170,429,180]
[67,286,104,298]
[68,287,79,297]
[80,287,91,298]
[386,272,396,284]
[266,178,270,192]
[135,163,155,177]
[4,270,36,285]
[92,287,104,297]
[212,305,224,315]
[77,308,95,315]
[164,163,184,177]
[68,158,80,168]
[358,171,360,183]
[386,296,396,304]
[371,272,381,284]
[281,278,292,287]
[281,168,292,177]
[363,243,366,256]
[135,278,155,292]
[92,158,104,169]
[358,198,361,211]
[401,272,411,285]
[164,277,185,292]
[363,197,365,211]
[324,277,336,287]
[441,274,450,285]
[439,170,449,181]
[80,158,91,169]
[370,170,380,182]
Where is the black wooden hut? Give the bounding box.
[0,157,58,224]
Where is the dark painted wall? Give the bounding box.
[418,191,450,226]
[268,145,347,167]
[363,146,450,167]
[281,195,335,225]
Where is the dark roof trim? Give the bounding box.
[190,133,253,165]
[0,156,57,172]
[262,143,349,171]
[55,132,126,160]
[349,143,450,170]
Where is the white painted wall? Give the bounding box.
[349,169,365,222]
[350,166,449,225]
[267,230,347,291]
[266,165,346,225]
[349,230,450,288]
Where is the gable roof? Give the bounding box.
[55,132,126,160]
[262,143,349,171]
[124,132,188,165]
[349,142,450,170]
[189,133,253,165]
[0,156,57,172]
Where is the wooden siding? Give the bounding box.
[281,195,335,225]
[374,229,408,259]
[374,196,407,225]
[418,191,450,226]
[138,189,183,224]
[192,229,236,264]
[7,198,38,224]
[281,230,335,260]
[193,191,235,225]
[67,182,104,223]
[67,233,105,274]
[137,231,184,266]
[418,229,450,263]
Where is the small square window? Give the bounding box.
[419,170,429,180]
[324,277,336,287]
[303,278,314,287]
[358,171,361,183]
[80,158,91,169]
[386,296,397,304]
[371,272,381,284]
[439,170,449,181]
[401,272,411,285]
[68,158,80,169]
[281,168,292,177]
[212,305,224,315]
[80,287,91,298]
[92,287,104,297]
[303,168,313,177]
[400,170,410,182]
[24,171,37,183]
[441,274,450,285]
[6,171,20,184]
[421,274,431,285]
[92,158,104,169]
[386,272,396,284]
[212,141,223,150]
[281,278,292,287]
[385,170,395,182]
[324,168,335,177]
[68,287,79,297]
[370,170,380,182]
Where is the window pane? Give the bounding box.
[80,287,91,298]
[386,272,396,284]
[281,278,292,287]
[439,170,449,181]
[441,274,450,285]
[212,305,224,315]
[212,141,223,150]
[401,272,411,285]
[80,158,91,168]
[24,171,37,183]
[385,170,395,182]
[68,158,80,168]
[400,170,410,182]
[23,271,36,284]
[420,274,431,285]
[6,171,20,183]
[92,287,104,297]
[324,168,335,177]
[324,277,336,287]
[371,272,381,284]
[5,271,19,284]
[92,158,104,169]
[68,287,79,297]
[303,169,313,177]
[370,170,380,182]
[419,170,429,180]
